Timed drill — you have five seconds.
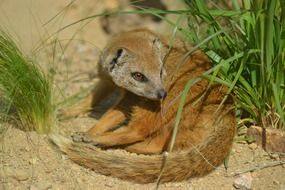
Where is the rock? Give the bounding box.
[273,180,280,185]
[1,168,29,181]
[247,125,285,153]
[270,153,280,160]
[233,173,252,190]
[61,155,67,160]
[13,170,29,181]
[76,178,82,183]
[234,147,242,153]
[29,158,38,165]
[30,181,52,190]
[248,143,258,150]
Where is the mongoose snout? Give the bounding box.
[156,89,167,99]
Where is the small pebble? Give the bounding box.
[273,180,279,185]
[270,153,280,160]
[235,148,242,153]
[3,168,29,181]
[248,143,257,150]
[29,158,38,165]
[30,181,52,190]
[76,178,82,183]
[233,173,252,190]
[61,155,67,160]
[13,170,29,181]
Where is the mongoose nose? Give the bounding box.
[157,89,167,99]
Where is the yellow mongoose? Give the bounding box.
[50,28,236,183]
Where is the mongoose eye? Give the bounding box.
[131,72,147,82]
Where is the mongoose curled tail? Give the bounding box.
[50,28,236,183]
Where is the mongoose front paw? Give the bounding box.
[71,132,103,147]
[71,132,93,143]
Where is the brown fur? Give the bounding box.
[51,29,236,183]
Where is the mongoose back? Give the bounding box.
[50,28,236,183]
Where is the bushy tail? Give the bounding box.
[49,115,234,184]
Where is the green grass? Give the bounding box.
[0,31,55,133]
[183,0,285,129]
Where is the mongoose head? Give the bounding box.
[99,29,169,100]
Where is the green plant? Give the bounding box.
[0,31,55,133]
[184,0,285,129]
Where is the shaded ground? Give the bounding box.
[0,0,284,189]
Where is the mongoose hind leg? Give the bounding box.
[125,135,167,154]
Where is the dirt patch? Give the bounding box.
[1,127,284,190]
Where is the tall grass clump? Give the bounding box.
[0,31,55,133]
[183,0,285,129]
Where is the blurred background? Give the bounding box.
[0,0,185,53]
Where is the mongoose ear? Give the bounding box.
[110,48,124,65]
[161,36,193,52]
[108,48,126,72]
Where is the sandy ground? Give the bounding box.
[0,0,285,189]
[1,126,285,190]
